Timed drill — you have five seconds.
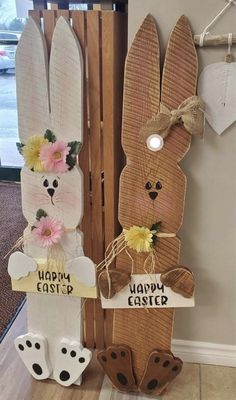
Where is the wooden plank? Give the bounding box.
[72,10,95,349]
[56,9,70,19]
[101,11,127,346]
[28,10,41,25]
[42,10,56,52]
[111,15,198,392]
[87,11,105,350]
[16,17,50,143]
[0,306,104,400]
[71,10,93,258]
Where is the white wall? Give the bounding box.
[128,0,236,345]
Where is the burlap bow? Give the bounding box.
[140,96,205,140]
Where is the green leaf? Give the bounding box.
[16,142,24,155]
[68,141,82,155]
[151,221,162,246]
[36,208,48,221]
[66,154,76,170]
[44,129,56,143]
[151,221,162,233]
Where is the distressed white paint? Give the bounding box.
[66,256,96,287]
[53,338,91,386]
[10,16,95,386]
[15,333,52,380]
[198,62,236,134]
[101,274,195,309]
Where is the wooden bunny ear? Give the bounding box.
[16,17,50,144]
[50,17,83,142]
[161,15,198,160]
[122,14,160,159]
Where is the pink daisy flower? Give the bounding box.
[33,216,64,247]
[39,140,70,173]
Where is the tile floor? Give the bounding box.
[99,363,236,400]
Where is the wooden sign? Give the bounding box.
[11,256,97,298]
[101,274,194,309]
[97,14,198,396]
[8,16,96,386]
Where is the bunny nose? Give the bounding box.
[149,191,158,200]
[47,188,55,197]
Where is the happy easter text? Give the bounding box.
[36,271,74,295]
[128,282,168,307]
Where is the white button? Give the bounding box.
[146,134,164,151]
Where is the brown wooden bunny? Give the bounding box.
[97,14,203,396]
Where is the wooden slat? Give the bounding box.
[56,9,70,19]
[102,11,127,346]
[28,9,127,350]
[87,11,105,350]
[28,10,41,25]
[72,10,95,349]
[72,12,93,263]
[113,15,197,387]
[42,10,56,52]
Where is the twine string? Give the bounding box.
[97,230,176,298]
[199,0,236,47]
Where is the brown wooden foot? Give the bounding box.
[97,345,137,392]
[139,349,183,395]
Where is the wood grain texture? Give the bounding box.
[42,10,56,52]
[139,349,183,395]
[16,17,50,143]
[28,10,127,349]
[50,16,83,142]
[28,9,41,24]
[101,11,127,346]
[98,269,131,299]
[97,345,137,392]
[87,11,105,350]
[161,267,195,298]
[72,11,95,348]
[112,14,198,386]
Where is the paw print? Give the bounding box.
[15,333,51,380]
[97,345,137,392]
[139,349,183,395]
[54,339,91,386]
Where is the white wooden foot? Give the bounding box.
[15,333,51,380]
[53,338,92,386]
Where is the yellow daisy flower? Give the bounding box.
[124,225,153,253]
[22,136,48,172]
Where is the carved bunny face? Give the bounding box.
[21,167,82,228]
[119,155,186,232]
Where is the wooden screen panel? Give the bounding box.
[71,11,95,348]
[102,11,127,346]
[28,9,127,349]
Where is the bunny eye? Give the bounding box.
[43,179,49,188]
[145,181,152,190]
[156,181,162,190]
[53,179,58,188]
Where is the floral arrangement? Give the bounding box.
[17,130,81,173]
[31,209,64,248]
[124,222,162,253]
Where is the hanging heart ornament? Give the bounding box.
[198,62,236,134]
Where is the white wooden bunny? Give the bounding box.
[7,17,97,386]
